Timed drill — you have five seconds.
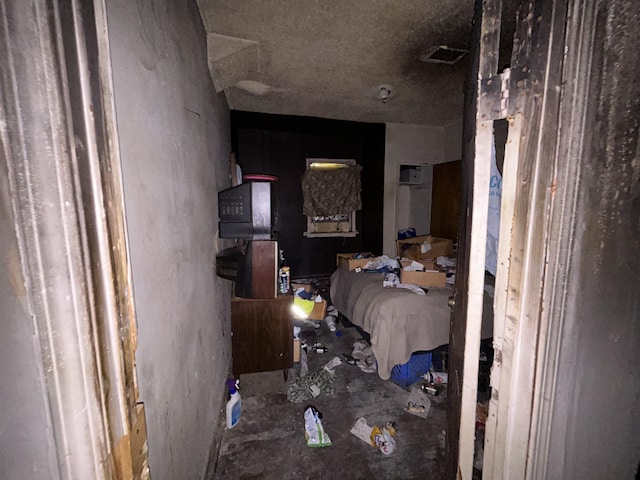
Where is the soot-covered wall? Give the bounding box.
[107,0,231,478]
[231,111,385,278]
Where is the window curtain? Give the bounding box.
[301,165,362,216]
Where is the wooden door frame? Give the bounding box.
[447,0,569,477]
[1,0,145,477]
[483,0,622,478]
[446,0,625,477]
[446,0,503,478]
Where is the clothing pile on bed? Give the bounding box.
[358,254,458,295]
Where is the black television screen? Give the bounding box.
[218,182,271,240]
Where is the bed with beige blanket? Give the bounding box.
[330,268,493,380]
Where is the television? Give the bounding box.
[215,240,278,299]
[218,182,272,240]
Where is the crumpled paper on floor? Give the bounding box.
[404,387,432,419]
[352,340,377,373]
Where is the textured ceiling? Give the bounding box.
[198,1,475,126]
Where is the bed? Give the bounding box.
[330,268,493,380]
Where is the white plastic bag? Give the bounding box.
[304,406,332,447]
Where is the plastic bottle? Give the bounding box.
[423,371,448,384]
[279,250,290,294]
[324,314,337,332]
[225,379,241,429]
[280,266,290,294]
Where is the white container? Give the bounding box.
[424,371,448,384]
[226,387,242,428]
[324,315,337,332]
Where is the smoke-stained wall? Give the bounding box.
[106,1,232,478]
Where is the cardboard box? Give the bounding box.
[293,338,301,363]
[396,235,453,261]
[308,298,327,320]
[291,283,327,320]
[399,260,447,288]
[336,252,374,270]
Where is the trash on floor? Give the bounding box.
[341,353,357,365]
[420,382,443,396]
[372,425,397,455]
[323,356,342,372]
[287,366,336,403]
[350,417,374,444]
[304,405,332,448]
[350,418,398,455]
[352,340,377,373]
[423,371,448,384]
[404,387,432,419]
[313,342,328,354]
[299,348,309,377]
[324,305,338,332]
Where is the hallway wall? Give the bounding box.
[106,1,231,478]
[1,159,57,479]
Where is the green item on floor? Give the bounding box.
[287,368,335,403]
[304,405,332,447]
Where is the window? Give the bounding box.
[303,158,359,238]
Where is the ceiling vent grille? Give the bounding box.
[419,46,468,65]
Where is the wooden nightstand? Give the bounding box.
[230,294,293,377]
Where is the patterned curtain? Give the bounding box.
[301,165,362,216]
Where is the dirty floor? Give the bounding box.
[211,317,448,480]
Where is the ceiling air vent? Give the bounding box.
[419,46,468,65]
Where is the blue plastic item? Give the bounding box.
[397,228,417,240]
[390,352,432,388]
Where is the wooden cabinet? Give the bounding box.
[431,160,461,241]
[231,295,293,376]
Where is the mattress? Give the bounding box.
[330,268,493,380]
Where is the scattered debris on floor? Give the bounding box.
[424,371,448,384]
[340,353,357,365]
[372,424,397,455]
[404,387,432,418]
[322,356,342,371]
[351,340,377,373]
[312,342,327,353]
[287,356,342,403]
[304,405,332,448]
[350,417,398,455]
[421,383,443,396]
[287,368,335,402]
[324,305,338,331]
[350,417,373,444]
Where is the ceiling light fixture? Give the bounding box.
[377,84,393,104]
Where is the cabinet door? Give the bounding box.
[231,296,292,375]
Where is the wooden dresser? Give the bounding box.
[230,294,293,376]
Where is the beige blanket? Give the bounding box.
[330,268,493,380]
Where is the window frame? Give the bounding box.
[303,158,359,238]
